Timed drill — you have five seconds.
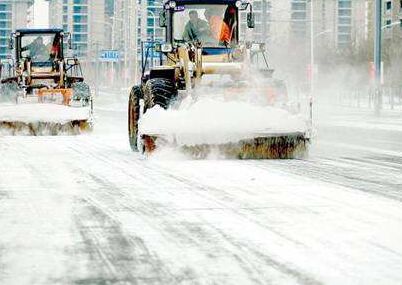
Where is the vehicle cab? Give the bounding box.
[159,0,255,60]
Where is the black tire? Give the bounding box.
[0,82,18,102]
[143,78,178,110]
[72,82,91,107]
[128,85,143,151]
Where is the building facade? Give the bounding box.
[311,0,370,51]
[0,0,34,59]
[47,0,107,58]
[383,0,402,39]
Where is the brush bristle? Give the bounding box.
[0,121,92,136]
[181,135,309,159]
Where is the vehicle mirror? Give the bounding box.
[8,37,14,50]
[68,33,73,49]
[159,11,167,27]
[247,12,255,29]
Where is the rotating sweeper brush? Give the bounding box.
[128,0,311,159]
[0,28,93,135]
[141,133,309,159]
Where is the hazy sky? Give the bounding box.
[33,0,49,27]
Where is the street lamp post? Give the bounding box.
[91,19,120,87]
[147,10,157,42]
[374,0,382,115]
[309,0,314,128]
[310,0,314,95]
[137,9,158,68]
[148,10,157,67]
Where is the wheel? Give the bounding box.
[143,78,177,110]
[72,82,91,107]
[142,78,177,152]
[0,82,18,102]
[128,85,143,151]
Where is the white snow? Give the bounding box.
[0,103,91,123]
[139,97,308,145]
[0,91,402,284]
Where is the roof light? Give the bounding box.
[169,1,176,8]
[161,43,173,53]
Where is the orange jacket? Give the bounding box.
[209,16,231,44]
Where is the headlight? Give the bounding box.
[161,43,173,52]
[235,0,242,8]
[169,1,176,8]
[251,43,261,51]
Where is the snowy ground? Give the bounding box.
[0,91,402,284]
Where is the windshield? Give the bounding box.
[20,34,61,62]
[173,4,238,47]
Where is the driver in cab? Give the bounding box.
[182,10,211,42]
[21,36,49,61]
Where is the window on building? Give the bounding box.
[73,0,88,4]
[0,13,11,20]
[0,47,8,59]
[338,9,351,17]
[291,2,306,11]
[73,24,87,33]
[338,34,351,43]
[386,19,392,28]
[0,21,10,28]
[73,34,88,43]
[291,11,306,20]
[338,1,352,9]
[386,1,392,10]
[338,17,351,25]
[0,4,12,11]
[254,2,261,11]
[338,26,351,34]
[73,6,88,14]
[73,15,88,23]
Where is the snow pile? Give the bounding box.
[139,97,308,146]
[0,103,91,123]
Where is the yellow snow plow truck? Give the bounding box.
[0,28,92,135]
[128,0,311,159]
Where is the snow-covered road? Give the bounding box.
[0,94,402,284]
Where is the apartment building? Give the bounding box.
[47,0,107,58]
[310,0,370,50]
[383,0,402,39]
[290,0,307,39]
[0,0,34,59]
[239,0,272,42]
[143,0,164,41]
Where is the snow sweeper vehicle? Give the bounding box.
[0,28,93,135]
[128,0,311,159]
